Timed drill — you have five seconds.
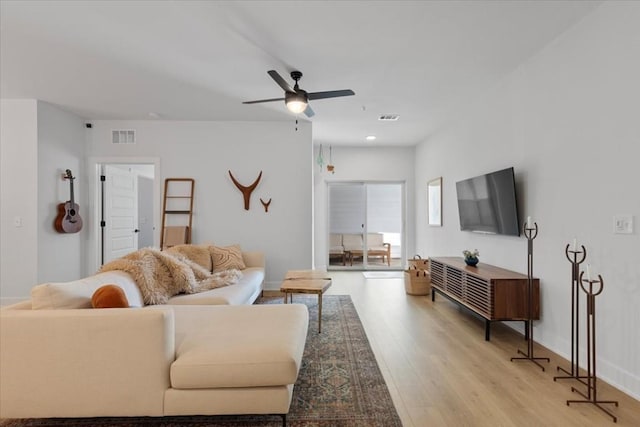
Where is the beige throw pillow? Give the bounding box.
[211,244,246,272]
[166,244,213,272]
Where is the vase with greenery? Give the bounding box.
[463,249,479,266]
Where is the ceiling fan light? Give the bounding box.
[286,100,307,114]
[285,91,308,114]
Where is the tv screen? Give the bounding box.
[456,167,520,236]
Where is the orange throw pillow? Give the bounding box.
[91,284,129,308]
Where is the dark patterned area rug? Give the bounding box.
[1,295,402,427]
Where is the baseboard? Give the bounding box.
[263,280,282,291]
[510,323,640,401]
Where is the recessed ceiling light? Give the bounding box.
[366,135,376,141]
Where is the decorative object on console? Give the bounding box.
[462,249,479,266]
[260,198,272,212]
[54,169,83,233]
[228,170,262,210]
[511,218,550,370]
[554,239,589,385]
[427,176,442,226]
[91,284,129,308]
[567,270,619,422]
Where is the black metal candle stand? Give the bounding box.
[567,272,619,422]
[554,244,590,385]
[511,222,550,371]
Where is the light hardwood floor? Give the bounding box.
[300,271,640,426]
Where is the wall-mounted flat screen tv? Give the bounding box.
[455,167,520,236]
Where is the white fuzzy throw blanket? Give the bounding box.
[99,248,242,305]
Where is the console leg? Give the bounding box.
[525,320,529,340]
[282,413,287,427]
[485,320,491,341]
[431,288,435,302]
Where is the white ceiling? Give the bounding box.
[0,0,600,146]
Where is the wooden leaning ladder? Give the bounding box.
[160,178,195,249]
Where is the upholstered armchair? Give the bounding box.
[340,233,391,266]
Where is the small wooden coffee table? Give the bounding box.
[281,270,332,333]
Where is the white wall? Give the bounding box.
[0,100,86,304]
[0,100,38,305]
[87,120,313,289]
[314,145,415,269]
[416,2,640,398]
[37,101,87,283]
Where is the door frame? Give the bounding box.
[326,180,406,271]
[86,157,160,274]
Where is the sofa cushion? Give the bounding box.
[166,244,213,272]
[210,244,246,272]
[31,271,144,309]
[91,284,129,308]
[170,304,308,389]
[167,267,263,306]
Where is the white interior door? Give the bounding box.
[103,165,138,264]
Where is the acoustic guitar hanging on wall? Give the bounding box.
[54,169,83,233]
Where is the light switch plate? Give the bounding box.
[613,214,633,234]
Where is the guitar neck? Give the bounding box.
[69,178,75,205]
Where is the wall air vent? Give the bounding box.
[112,130,136,144]
[378,114,400,121]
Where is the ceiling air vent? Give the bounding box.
[378,114,399,121]
[112,130,136,144]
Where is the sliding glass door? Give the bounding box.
[327,182,404,270]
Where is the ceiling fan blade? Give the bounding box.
[304,105,315,118]
[243,97,285,104]
[267,70,294,92]
[307,89,355,100]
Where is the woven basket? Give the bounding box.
[408,255,429,271]
[404,269,431,295]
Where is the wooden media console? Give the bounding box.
[430,257,539,341]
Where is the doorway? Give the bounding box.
[87,158,160,273]
[327,182,405,270]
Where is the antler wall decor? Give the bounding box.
[260,198,272,213]
[228,170,262,210]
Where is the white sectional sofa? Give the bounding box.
[0,247,309,425]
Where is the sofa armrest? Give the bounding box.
[0,308,175,418]
[242,251,265,269]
